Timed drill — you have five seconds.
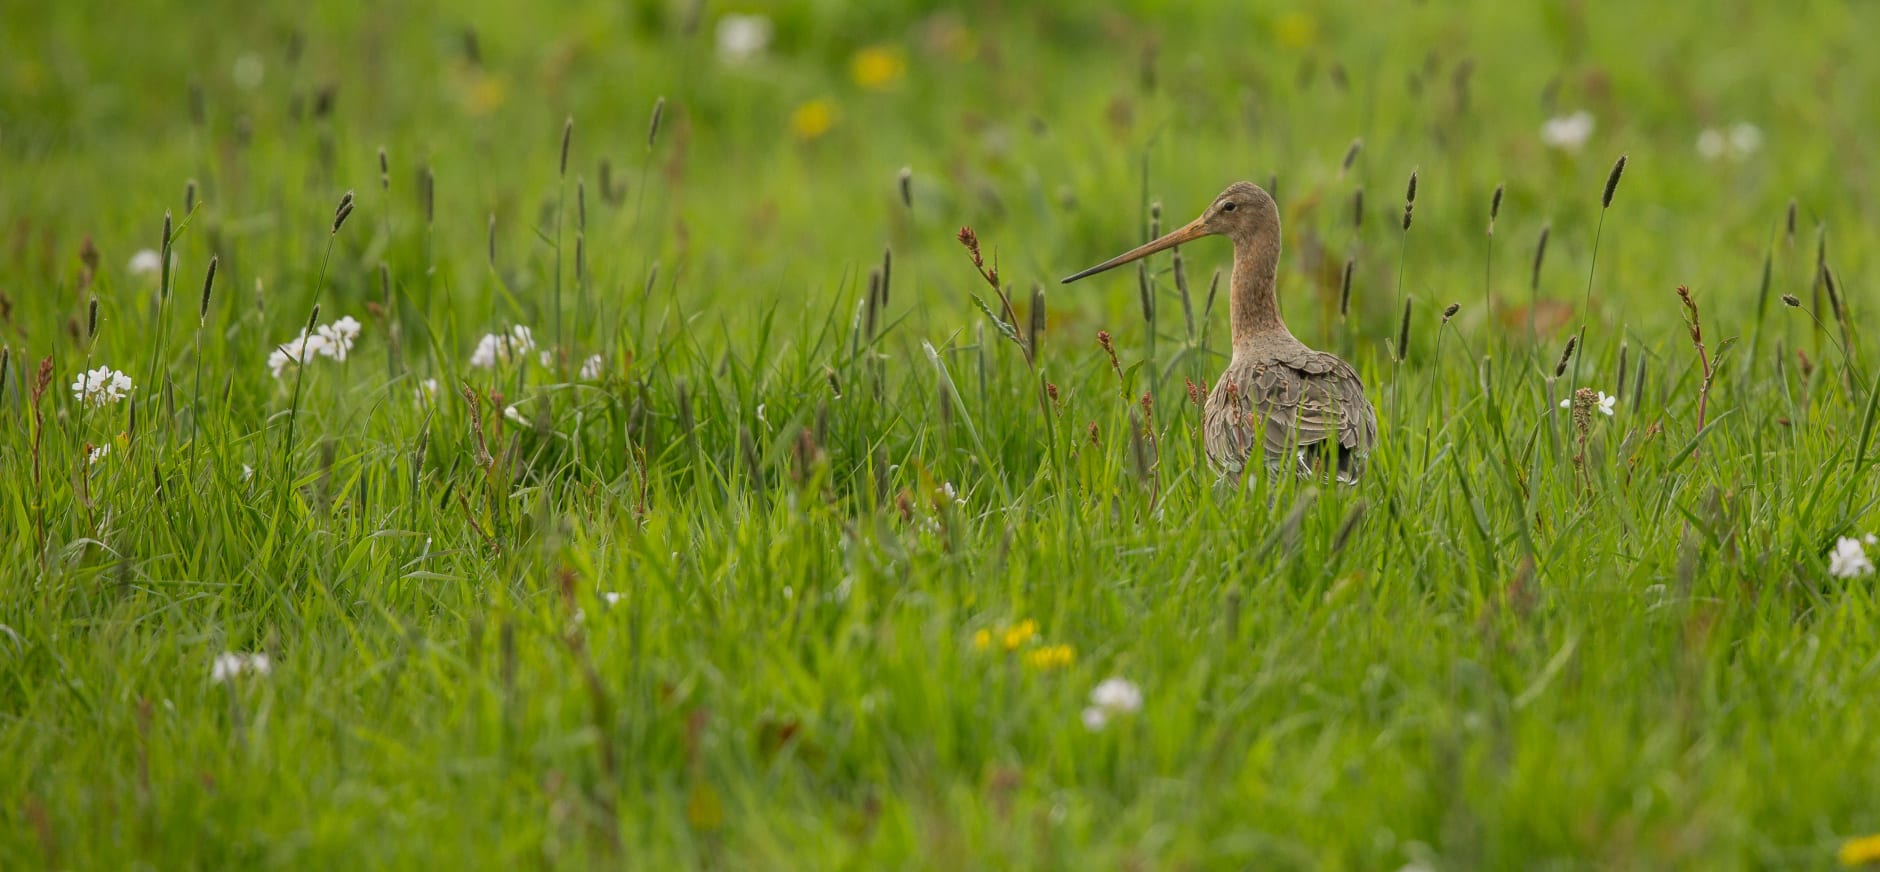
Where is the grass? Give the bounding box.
[5,1,1880,868]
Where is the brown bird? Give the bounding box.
[1063,181,1378,483]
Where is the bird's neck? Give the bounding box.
[1229,230,1286,347]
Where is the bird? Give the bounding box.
[1062,181,1378,483]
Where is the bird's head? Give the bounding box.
[1062,181,1277,284]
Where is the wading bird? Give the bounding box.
[1063,181,1378,483]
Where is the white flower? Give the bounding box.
[88,443,111,465]
[241,464,254,481]
[538,350,554,368]
[1729,123,1763,156]
[580,354,604,381]
[469,325,536,369]
[1557,390,1617,416]
[1697,123,1763,162]
[232,53,265,90]
[268,331,331,379]
[504,404,526,425]
[601,591,623,607]
[1540,111,1595,152]
[71,366,134,407]
[415,378,439,402]
[1081,677,1143,731]
[315,316,362,361]
[210,651,271,683]
[1829,537,1875,579]
[1867,534,1878,546]
[940,482,967,506]
[715,14,773,63]
[128,249,164,276]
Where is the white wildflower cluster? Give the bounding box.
[1081,677,1144,731]
[1558,390,1617,416]
[1540,111,1595,152]
[88,443,111,465]
[210,651,271,683]
[1697,123,1762,162]
[581,354,605,381]
[716,14,773,64]
[469,325,536,369]
[268,316,362,379]
[128,249,165,276]
[1829,535,1877,580]
[71,366,134,407]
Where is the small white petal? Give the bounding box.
[1081,707,1109,731]
[716,14,773,63]
[128,249,164,276]
[1829,537,1875,579]
[1090,677,1143,714]
[1728,123,1762,155]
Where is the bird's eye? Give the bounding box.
[1221,202,1237,212]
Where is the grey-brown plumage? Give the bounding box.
[1064,181,1378,483]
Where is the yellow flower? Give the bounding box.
[1841,834,1880,866]
[973,629,991,651]
[462,72,508,116]
[1023,644,1074,671]
[850,45,905,90]
[1002,619,1037,652]
[1273,12,1319,48]
[790,99,836,141]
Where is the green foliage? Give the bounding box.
[3,0,1880,868]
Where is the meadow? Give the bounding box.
[5,1,1880,868]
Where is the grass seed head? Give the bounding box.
[898,166,913,208]
[333,190,355,233]
[1571,387,1596,436]
[1339,258,1354,318]
[87,296,99,339]
[1531,222,1551,291]
[1489,183,1504,233]
[1029,283,1045,356]
[1396,297,1413,362]
[1342,137,1362,173]
[1442,302,1460,323]
[1602,154,1627,208]
[559,116,573,177]
[199,255,217,321]
[880,247,893,306]
[647,97,666,149]
[1554,334,1578,377]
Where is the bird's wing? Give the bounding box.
[1211,352,1377,476]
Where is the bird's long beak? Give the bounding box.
[1060,218,1208,284]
